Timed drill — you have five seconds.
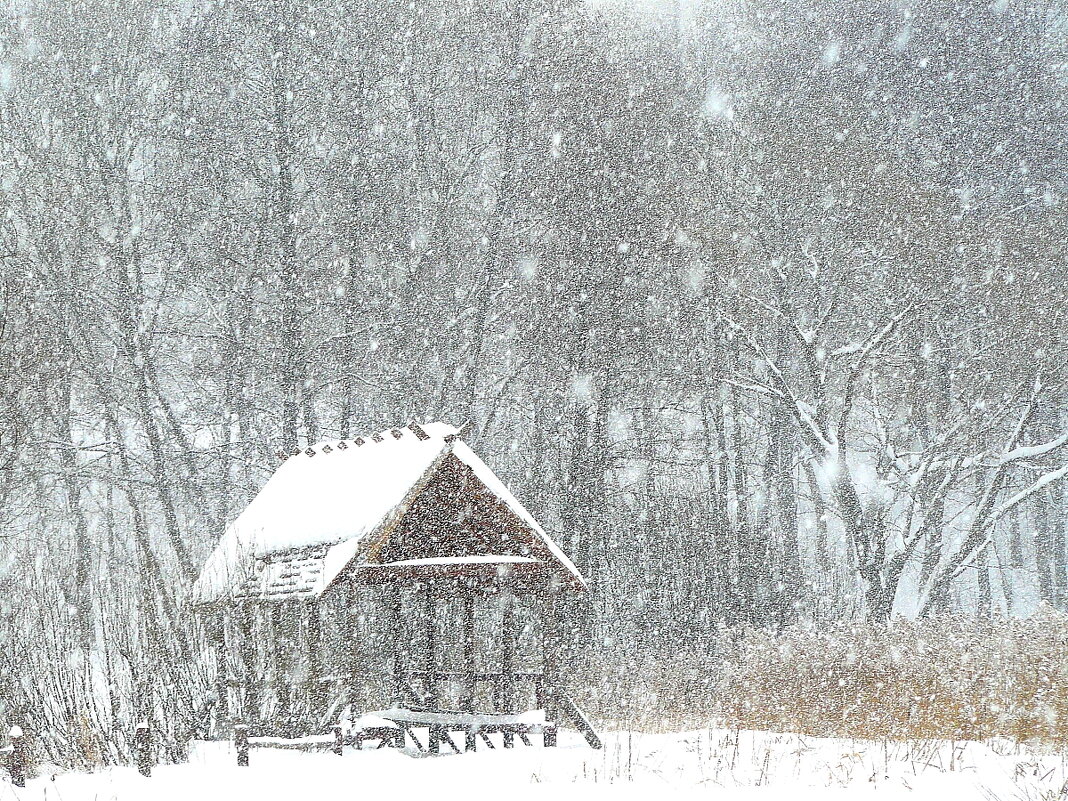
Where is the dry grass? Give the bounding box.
[581,611,1068,744]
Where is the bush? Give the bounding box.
[585,611,1068,744]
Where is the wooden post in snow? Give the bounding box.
[234,723,249,767]
[332,724,343,756]
[8,726,25,788]
[134,721,153,777]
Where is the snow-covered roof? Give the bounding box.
[192,422,585,605]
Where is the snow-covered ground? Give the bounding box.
[2,728,1065,800]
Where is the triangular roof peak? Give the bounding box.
[192,422,585,605]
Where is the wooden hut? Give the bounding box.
[192,422,599,750]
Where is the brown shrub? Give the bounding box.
[582,611,1068,743]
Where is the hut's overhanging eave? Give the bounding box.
[192,423,586,606]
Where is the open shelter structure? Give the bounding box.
[192,422,600,751]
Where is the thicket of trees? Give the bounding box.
[0,0,1065,763]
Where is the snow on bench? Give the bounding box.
[248,734,337,750]
[373,708,547,728]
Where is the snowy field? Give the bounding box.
[2,728,1066,800]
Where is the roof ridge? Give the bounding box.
[297,421,459,455]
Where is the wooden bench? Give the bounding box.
[237,694,600,763]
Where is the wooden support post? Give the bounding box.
[429,724,440,755]
[237,604,258,723]
[332,724,343,756]
[210,608,229,723]
[423,582,437,710]
[465,728,477,752]
[134,721,152,777]
[461,589,475,713]
[501,585,515,748]
[339,579,358,683]
[305,602,325,717]
[388,586,405,705]
[269,602,289,723]
[542,585,559,747]
[234,723,249,767]
[8,726,25,788]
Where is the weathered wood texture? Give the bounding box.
[135,722,153,777]
[7,727,25,787]
[234,724,249,767]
